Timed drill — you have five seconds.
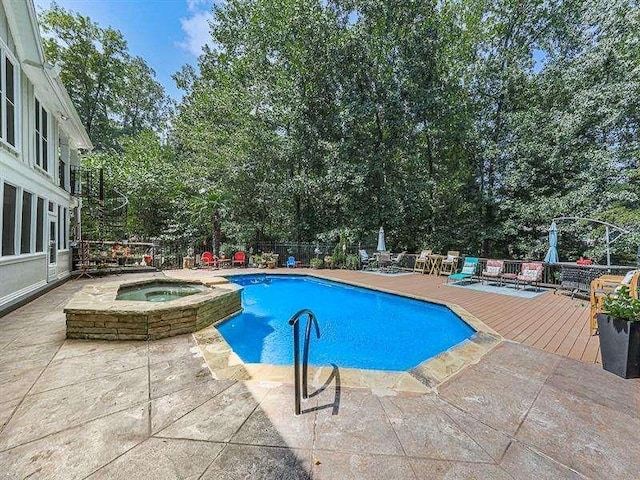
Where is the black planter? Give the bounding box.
[596,314,640,379]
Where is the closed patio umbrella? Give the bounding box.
[544,221,559,263]
[376,227,386,252]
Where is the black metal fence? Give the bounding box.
[154,241,636,295]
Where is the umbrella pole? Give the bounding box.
[605,226,611,267]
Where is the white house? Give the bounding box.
[0,0,92,312]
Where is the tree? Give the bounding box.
[40,3,170,150]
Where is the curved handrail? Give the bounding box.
[289,309,321,415]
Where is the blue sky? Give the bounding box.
[37,0,216,100]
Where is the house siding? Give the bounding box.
[0,1,89,313]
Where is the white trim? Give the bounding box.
[0,279,47,308]
[0,251,45,266]
[1,178,19,256]
[0,36,21,153]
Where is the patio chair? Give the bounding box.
[391,251,407,268]
[413,250,432,273]
[286,256,301,268]
[589,270,639,335]
[482,259,504,285]
[377,252,392,269]
[200,251,217,269]
[447,257,479,284]
[439,251,460,276]
[232,251,247,267]
[359,249,371,269]
[516,262,544,291]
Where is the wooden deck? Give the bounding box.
[311,269,600,365]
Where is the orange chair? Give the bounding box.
[201,251,217,269]
[232,251,247,267]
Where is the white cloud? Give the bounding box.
[179,9,213,57]
[186,0,213,12]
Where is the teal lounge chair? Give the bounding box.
[447,257,479,284]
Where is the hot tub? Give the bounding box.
[64,278,241,340]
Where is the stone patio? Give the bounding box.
[1,272,639,479]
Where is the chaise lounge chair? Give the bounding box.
[447,257,479,284]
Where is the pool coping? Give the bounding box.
[175,270,504,392]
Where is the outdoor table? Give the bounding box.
[218,258,232,268]
[427,254,444,275]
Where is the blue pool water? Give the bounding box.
[219,275,475,371]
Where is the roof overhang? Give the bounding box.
[2,0,93,150]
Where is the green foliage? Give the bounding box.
[45,0,640,261]
[310,258,323,269]
[172,0,640,261]
[345,254,360,271]
[40,3,170,150]
[603,286,640,322]
[331,233,348,268]
[219,243,235,258]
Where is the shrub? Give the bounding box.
[310,258,323,269]
[345,254,359,270]
[603,286,640,321]
[331,232,348,268]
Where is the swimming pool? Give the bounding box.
[218,275,475,371]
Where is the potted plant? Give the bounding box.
[263,252,277,269]
[310,258,323,269]
[597,285,640,378]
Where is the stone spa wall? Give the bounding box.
[64,279,242,341]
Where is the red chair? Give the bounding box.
[201,251,217,269]
[232,251,246,267]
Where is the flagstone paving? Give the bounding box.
[0,271,638,479]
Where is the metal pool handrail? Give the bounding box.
[289,309,321,415]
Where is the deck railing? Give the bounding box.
[404,254,635,291]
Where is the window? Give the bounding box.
[36,197,44,252]
[57,205,61,248]
[63,208,68,249]
[2,183,16,256]
[5,57,15,146]
[0,47,17,148]
[35,99,49,171]
[59,159,67,190]
[21,191,32,254]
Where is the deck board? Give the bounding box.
[312,270,598,365]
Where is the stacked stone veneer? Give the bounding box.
[64,279,241,341]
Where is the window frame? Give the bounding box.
[0,39,20,152]
[35,98,50,174]
[1,181,18,257]
[20,190,33,254]
[35,196,44,253]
